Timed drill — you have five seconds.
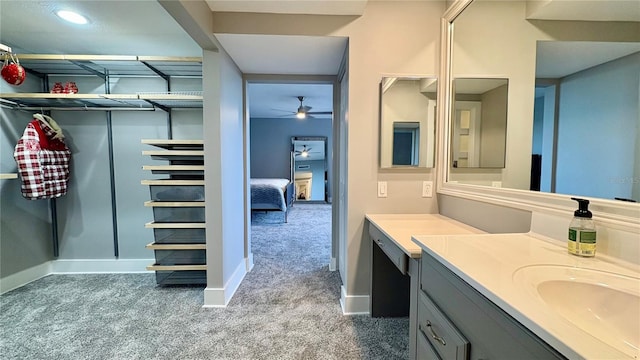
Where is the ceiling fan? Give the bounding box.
[294,145,313,157]
[290,96,333,119]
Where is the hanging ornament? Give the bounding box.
[1,53,26,86]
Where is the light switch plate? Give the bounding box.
[377,181,387,198]
[422,181,433,198]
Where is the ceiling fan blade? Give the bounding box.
[307,111,332,115]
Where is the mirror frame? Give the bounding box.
[436,0,639,228]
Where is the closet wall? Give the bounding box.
[0,68,203,283]
[1,75,52,278]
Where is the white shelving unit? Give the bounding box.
[142,139,206,286]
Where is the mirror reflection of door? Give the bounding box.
[392,122,420,166]
[452,101,481,168]
[292,136,327,202]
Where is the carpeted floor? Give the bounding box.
[0,203,409,359]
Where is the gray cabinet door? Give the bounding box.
[420,252,566,360]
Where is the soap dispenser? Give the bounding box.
[568,197,596,257]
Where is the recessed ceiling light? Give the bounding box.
[56,10,89,25]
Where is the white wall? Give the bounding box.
[479,84,508,168]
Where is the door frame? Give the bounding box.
[242,74,340,271]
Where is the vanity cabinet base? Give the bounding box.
[418,252,566,360]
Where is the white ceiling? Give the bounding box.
[217,34,345,119]
[0,1,201,56]
[536,41,640,78]
[215,34,347,75]
[525,0,640,22]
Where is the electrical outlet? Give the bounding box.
[377,181,387,198]
[422,181,433,198]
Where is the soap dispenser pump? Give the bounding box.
[568,197,596,257]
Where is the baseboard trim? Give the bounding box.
[203,260,247,308]
[329,257,337,271]
[51,259,154,274]
[245,253,254,272]
[0,262,52,295]
[340,285,370,315]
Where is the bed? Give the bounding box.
[250,178,295,222]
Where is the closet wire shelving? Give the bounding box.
[1,53,203,259]
[1,54,203,112]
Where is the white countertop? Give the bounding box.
[412,232,640,360]
[365,213,483,258]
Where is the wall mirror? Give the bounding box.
[379,77,437,169]
[451,77,508,169]
[291,136,327,202]
[438,0,640,224]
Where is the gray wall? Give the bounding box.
[0,71,202,279]
[294,159,326,201]
[438,194,531,234]
[1,74,55,277]
[555,52,639,201]
[250,117,332,200]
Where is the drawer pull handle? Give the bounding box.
[426,320,446,346]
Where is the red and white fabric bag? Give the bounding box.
[14,114,71,199]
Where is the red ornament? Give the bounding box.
[51,82,64,93]
[1,54,26,86]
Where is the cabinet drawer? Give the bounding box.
[417,291,469,360]
[417,326,443,360]
[369,223,407,274]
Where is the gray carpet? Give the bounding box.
[0,203,409,359]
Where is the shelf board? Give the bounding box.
[0,173,18,180]
[142,164,204,176]
[141,179,204,186]
[144,200,205,207]
[145,222,206,229]
[141,139,204,150]
[146,264,207,271]
[146,243,206,250]
[1,92,202,110]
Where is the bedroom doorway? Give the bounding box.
[245,77,337,271]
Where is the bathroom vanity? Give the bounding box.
[412,233,640,360]
[365,214,483,359]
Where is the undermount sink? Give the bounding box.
[513,265,640,358]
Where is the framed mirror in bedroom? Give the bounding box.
[291,136,327,202]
